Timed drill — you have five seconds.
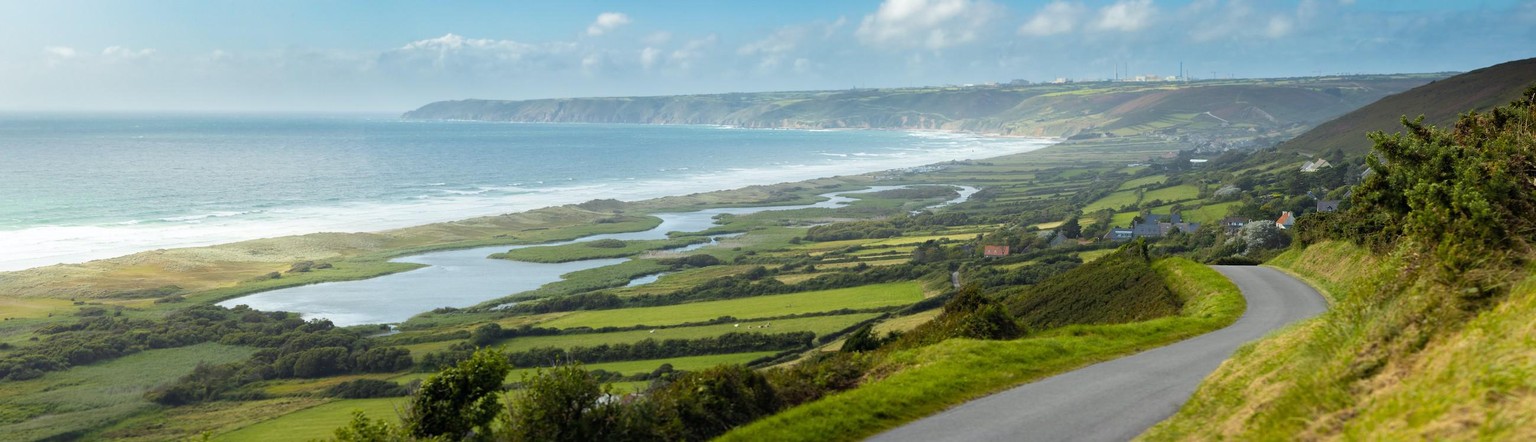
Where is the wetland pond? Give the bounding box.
[220,185,976,326]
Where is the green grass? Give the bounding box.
[531,352,780,384]
[0,343,256,441]
[540,282,924,329]
[490,237,708,263]
[1142,184,1200,203]
[495,313,879,353]
[1180,201,1240,224]
[720,258,1245,441]
[215,398,405,442]
[1117,174,1167,190]
[1082,189,1141,213]
[1076,249,1115,262]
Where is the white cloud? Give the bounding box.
[44,46,77,59]
[1184,1,1304,42]
[102,46,156,60]
[1265,16,1295,38]
[1093,0,1156,32]
[1019,1,1087,36]
[586,12,632,36]
[856,0,1000,50]
[381,34,578,75]
[669,35,717,70]
[639,46,661,69]
[738,20,845,72]
[643,31,672,46]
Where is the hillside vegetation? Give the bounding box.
[1277,57,1536,156]
[403,76,1435,138]
[1146,87,1536,439]
[1005,240,1182,330]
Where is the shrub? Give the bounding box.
[328,379,408,399]
[404,348,511,439]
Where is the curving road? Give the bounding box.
[870,266,1328,442]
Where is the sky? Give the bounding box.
[1,0,1532,112]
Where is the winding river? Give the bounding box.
[220,185,977,326]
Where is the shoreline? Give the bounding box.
[0,129,1055,301]
[0,121,1056,272]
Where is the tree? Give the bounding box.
[504,363,617,441]
[470,323,502,347]
[1060,216,1082,239]
[404,348,511,439]
[1237,221,1290,253]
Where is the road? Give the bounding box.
[870,266,1328,442]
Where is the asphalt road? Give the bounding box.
[870,266,1328,442]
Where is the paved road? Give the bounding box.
[870,266,1328,442]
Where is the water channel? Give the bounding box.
[220,185,977,326]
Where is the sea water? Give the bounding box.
[0,114,1053,271]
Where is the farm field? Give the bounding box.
[539,282,924,329]
[216,398,404,442]
[494,313,880,353]
[0,343,256,441]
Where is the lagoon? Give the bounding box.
[220,185,975,326]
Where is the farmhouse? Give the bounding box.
[1130,213,1201,239]
[1275,211,1296,229]
[1220,217,1250,235]
[983,245,1011,257]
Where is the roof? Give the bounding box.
[1275,211,1295,227]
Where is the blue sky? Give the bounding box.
[1,0,1532,112]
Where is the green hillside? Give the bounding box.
[403,76,1436,139]
[1277,57,1536,156]
[1146,86,1536,439]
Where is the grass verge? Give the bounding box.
[720,258,1244,441]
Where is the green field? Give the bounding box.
[514,352,781,384]
[216,398,405,442]
[495,313,879,353]
[1180,201,1240,223]
[540,282,923,329]
[491,237,708,263]
[1142,184,1200,203]
[1083,189,1141,213]
[1116,174,1167,190]
[0,343,256,441]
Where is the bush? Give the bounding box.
[404,348,511,439]
[328,379,409,399]
[586,239,627,248]
[650,365,782,441]
[503,363,619,441]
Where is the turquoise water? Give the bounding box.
[0,114,1050,270]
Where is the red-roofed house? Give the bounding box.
[1275,211,1295,229]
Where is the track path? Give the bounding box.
[870,266,1327,442]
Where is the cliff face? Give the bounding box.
[403,76,1439,138]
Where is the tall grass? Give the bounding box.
[720,258,1243,441]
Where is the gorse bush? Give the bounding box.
[1005,239,1182,330]
[1309,85,1536,301]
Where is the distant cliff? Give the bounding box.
[404,75,1441,138]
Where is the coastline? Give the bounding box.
[0,128,1058,301]
[0,121,1054,273]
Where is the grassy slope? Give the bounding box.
[1277,57,1536,156]
[721,258,1244,441]
[0,343,256,441]
[1007,242,1183,330]
[1144,241,1536,440]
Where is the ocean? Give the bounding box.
[0,114,1053,271]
